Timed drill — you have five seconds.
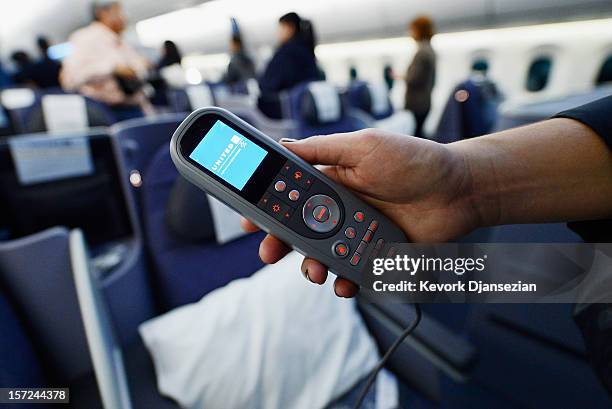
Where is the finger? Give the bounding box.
[240,217,260,233]
[259,234,291,264]
[280,130,375,167]
[334,278,360,298]
[300,258,328,284]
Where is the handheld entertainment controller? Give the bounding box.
[170,107,407,286]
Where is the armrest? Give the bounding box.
[357,300,477,382]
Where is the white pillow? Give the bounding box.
[139,252,380,409]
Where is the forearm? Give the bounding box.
[451,118,612,227]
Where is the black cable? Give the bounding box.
[352,303,422,409]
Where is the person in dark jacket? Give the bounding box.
[258,12,321,118]
[156,40,182,70]
[222,36,256,85]
[404,16,436,138]
[10,51,34,86]
[27,36,61,89]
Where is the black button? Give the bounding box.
[350,252,361,266]
[354,211,365,223]
[356,240,367,255]
[267,198,291,222]
[386,246,397,257]
[280,161,293,176]
[344,227,356,239]
[302,194,342,233]
[375,238,385,251]
[368,220,379,232]
[258,193,271,210]
[333,241,349,258]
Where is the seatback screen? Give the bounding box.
[189,120,268,191]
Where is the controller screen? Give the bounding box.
[189,120,268,190]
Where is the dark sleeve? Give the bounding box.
[553,95,612,149]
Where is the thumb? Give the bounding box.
[279,131,369,167]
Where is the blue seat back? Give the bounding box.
[140,146,264,309]
[0,284,46,389]
[346,81,394,120]
[0,227,92,383]
[286,81,368,138]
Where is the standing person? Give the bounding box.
[258,12,321,119]
[404,16,436,138]
[27,36,61,89]
[156,40,182,70]
[60,1,152,120]
[222,36,256,85]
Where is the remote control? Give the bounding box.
[170,107,407,286]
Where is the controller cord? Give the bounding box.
[352,303,422,409]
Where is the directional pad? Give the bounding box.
[302,194,341,233]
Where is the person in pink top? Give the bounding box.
[60,1,152,119]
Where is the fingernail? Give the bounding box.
[279,138,297,143]
[303,268,312,283]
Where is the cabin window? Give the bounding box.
[595,55,612,85]
[525,56,552,92]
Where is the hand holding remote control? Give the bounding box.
[243,128,481,297]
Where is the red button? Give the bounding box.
[363,229,373,243]
[354,211,365,222]
[293,171,303,181]
[334,242,349,258]
[350,253,361,266]
[313,205,329,222]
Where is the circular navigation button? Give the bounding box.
[354,211,365,223]
[274,180,287,192]
[312,205,330,222]
[302,194,342,233]
[288,189,300,202]
[333,241,349,258]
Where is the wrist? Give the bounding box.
[447,138,503,229]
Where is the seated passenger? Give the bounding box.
[258,12,321,119]
[26,36,61,89]
[10,51,34,86]
[222,35,256,85]
[0,61,11,87]
[60,1,152,121]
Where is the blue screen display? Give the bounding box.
[189,120,268,190]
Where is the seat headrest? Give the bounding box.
[367,83,392,116]
[166,176,216,242]
[300,82,342,125]
[41,95,88,133]
[0,88,36,110]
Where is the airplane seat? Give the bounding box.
[140,145,265,310]
[0,104,15,137]
[0,282,47,389]
[24,94,115,133]
[497,85,612,130]
[111,113,188,208]
[346,80,394,120]
[434,78,501,143]
[0,87,37,133]
[166,83,216,113]
[286,81,369,138]
[0,227,93,385]
[345,80,416,134]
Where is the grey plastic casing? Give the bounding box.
[170,107,407,286]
